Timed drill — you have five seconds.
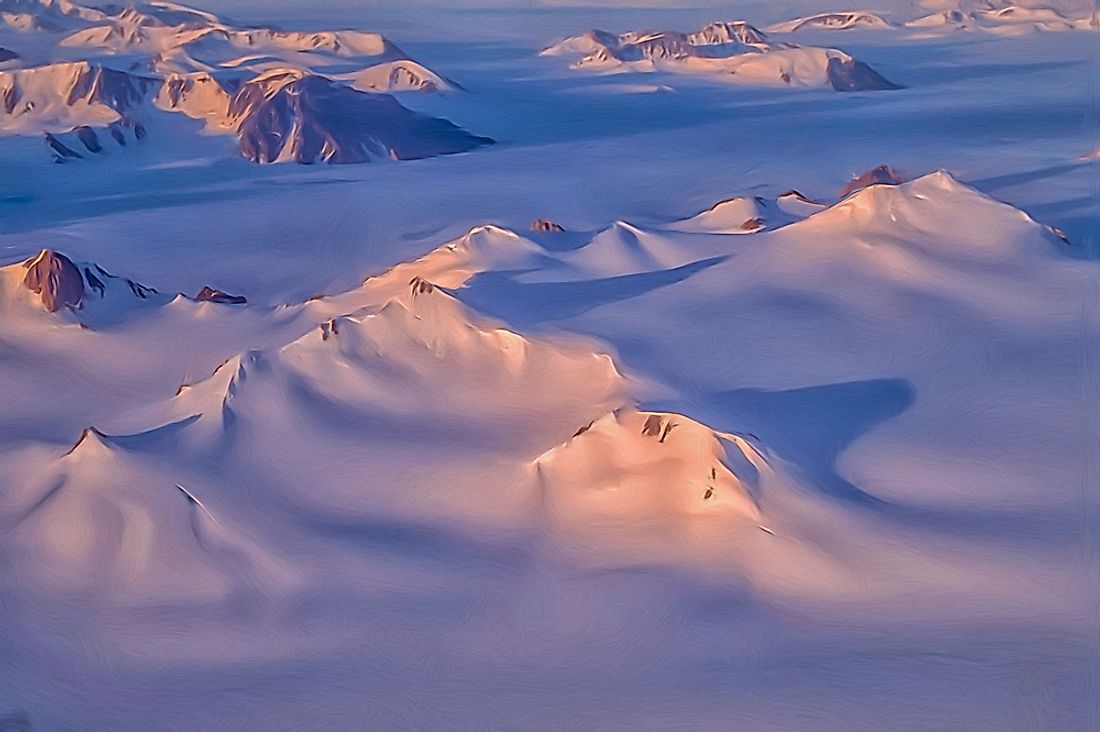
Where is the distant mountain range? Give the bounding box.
[766,4,1097,33]
[542,20,905,91]
[0,0,493,163]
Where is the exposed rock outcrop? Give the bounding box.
[13,248,160,312]
[840,165,906,196]
[545,20,902,92]
[0,3,493,167]
[195,286,246,304]
[531,218,565,232]
[21,249,85,311]
[44,131,82,160]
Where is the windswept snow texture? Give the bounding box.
[0,0,489,164]
[542,20,904,91]
[0,1,1095,731]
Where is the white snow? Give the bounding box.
[0,1,1093,729]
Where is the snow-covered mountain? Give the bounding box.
[0,167,1079,572]
[228,69,489,163]
[0,0,489,164]
[907,3,1096,31]
[542,20,903,91]
[0,248,255,325]
[766,11,895,33]
[2,248,162,314]
[0,0,1090,722]
[667,190,827,234]
[0,155,1089,728]
[0,61,154,133]
[764,4,1097,34]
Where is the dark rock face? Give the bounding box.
[385,64,440,92]
[531,218,565,232]
[74,125,102,152]
[826,57,904,92]
[65,64,156,111]
[43,118,146,162]
[230,73,493,164]
[195,286,246,304]
[160,72,238,108]
[83,266,106,296]
[691,21,768,47]
[44,132,82,161]
[409,276,434,295]
[0,48,18,63]
[840,164,905,196]
[22,249,85,312]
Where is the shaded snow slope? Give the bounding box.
[668,191,827,234]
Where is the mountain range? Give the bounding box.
[542,19,904,91]
[0,0,493,163]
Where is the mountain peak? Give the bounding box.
[531,218,565,232]
[840,164,906,196]
[7,248,161,315]
[768,11,893,33]
[21,248,84,312]
[195,286,246,304]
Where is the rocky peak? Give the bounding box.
[21,248,84,311]
[826,57,905,93]
[840,164,906,197]
[195,286,246,304]
[531,218,565,232]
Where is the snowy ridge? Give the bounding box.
[0,160,1087,727]
[767,11,894,33]
[543,19,903,91]
[668,191,827,234]
[1,248,163,315]
[6,421,296,600]
[906,3,1096,32]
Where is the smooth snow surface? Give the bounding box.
[0,1,1095,730]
